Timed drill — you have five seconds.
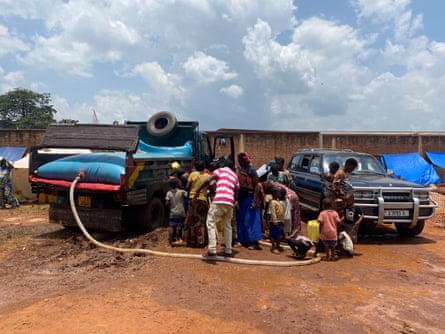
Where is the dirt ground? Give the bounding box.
[1,204,445,334]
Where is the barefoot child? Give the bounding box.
[269,187,284,254]
[318,198,341,261]
[165,178,187,247]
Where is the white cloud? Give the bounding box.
[183,51,238,84]
[220,85,243,98]
[0,24,29,58]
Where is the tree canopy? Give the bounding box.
[0,88,57,129]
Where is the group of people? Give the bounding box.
[165,153,363,261]
[165,152,304,258]
[317,158,363,261]
[0,157,20,209]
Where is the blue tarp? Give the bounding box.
[426,152,445,168]
[380,152,441,185]
[136,140,192,158]
[0,146,26,163]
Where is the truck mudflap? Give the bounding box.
[49,204,123,232]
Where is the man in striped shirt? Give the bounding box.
[195,159,239,258]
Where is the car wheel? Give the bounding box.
[395,220,425,237]
[146,111,177,137]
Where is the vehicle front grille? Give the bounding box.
[381,192,411,202]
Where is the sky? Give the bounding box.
[1,0,444,131]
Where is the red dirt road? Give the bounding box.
[1,204,445,333]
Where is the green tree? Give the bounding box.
[0,88,57,129]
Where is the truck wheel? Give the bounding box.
[137,197,165,232]
[395,220,425,237]
[146,111,177,137]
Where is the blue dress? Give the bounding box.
[236,166,262,243]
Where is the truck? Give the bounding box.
[29,112,234,232]
[288,149,438,236]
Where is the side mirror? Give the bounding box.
[386,169,394,177]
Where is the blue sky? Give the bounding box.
[1,0,444,131]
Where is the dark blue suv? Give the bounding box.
[288,149,437,236]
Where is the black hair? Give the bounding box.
[223,158,234,169]
[322,197,332,209]
[169,178,179,189]
[195,160,205,171]
[328,161,340,173]
[345,158,358,167]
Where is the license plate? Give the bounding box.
[78,195,91,208]
[385,210,409,217]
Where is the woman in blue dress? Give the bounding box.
[236,152,263,250]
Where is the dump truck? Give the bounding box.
[29,112,234,232]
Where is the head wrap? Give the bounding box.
[238,152,252,164]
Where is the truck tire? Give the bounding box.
[137,197,165,232]
[395,220,425,237]
[146,111,177,137]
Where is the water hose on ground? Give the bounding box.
[69,175,320,266]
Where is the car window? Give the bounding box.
[309,155,320,173]
[301,154,312,170]
[289,154,301,170]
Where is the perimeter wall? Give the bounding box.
[2,129,445,167]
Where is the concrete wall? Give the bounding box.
[0,129,45,151]
[207,130,445,167]
[2,128,445,168]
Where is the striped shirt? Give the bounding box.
[212,167,239,206]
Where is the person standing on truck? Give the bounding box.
[165,178,187,247]
[236,152,263,250]
[198,159,239,258]
[184,160,211,248]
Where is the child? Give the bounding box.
[318,197,341,261]
[339,193,363,243]
[165,178,187,247]
[287,228,316,260]
[280,187,292,239]
[269,187,284,254]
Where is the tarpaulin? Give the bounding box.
[426,152,445,168]
[380,152,441,185]
[0,146,26,163]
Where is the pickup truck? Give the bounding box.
[29,112,234,232]
[288,149,438,236]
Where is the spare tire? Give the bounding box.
[146,111,178,137]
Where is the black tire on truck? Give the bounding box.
[136,197,166,232]
[146,111,177,137]
[395,220,425,237]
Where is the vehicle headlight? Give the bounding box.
[413,191,430,201]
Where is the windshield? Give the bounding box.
[322,153,386,175]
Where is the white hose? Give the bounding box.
[69,175,320,266]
